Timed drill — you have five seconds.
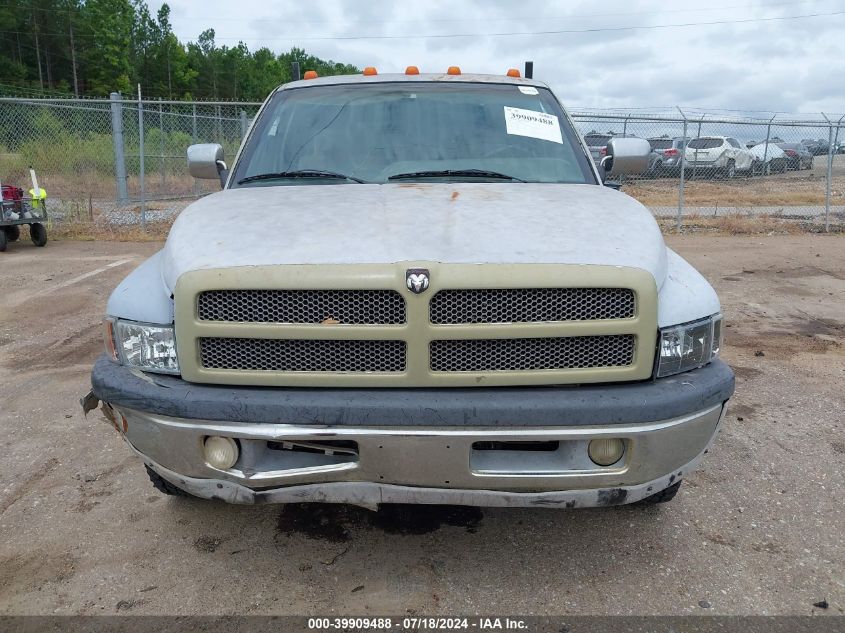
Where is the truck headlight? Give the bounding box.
[656,314,722,378]
[104,318,179,374]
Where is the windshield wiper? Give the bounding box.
[388,169,525,182]
[237,170,366,185]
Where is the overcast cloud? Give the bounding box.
[149,0,845,114]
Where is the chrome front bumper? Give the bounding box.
[114,402,727,509]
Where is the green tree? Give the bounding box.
[81,0,134,94]
[0,0,358,99]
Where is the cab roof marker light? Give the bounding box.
[506,68,521,77]
[363,67,378,76]
[405,66,420,75]
[303,70,318,80]
[447,66,461,75]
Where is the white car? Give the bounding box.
[748,142,788,175]
[685,136,754,178]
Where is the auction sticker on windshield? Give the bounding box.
[503,106,563,144]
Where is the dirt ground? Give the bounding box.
[0,235,842,617]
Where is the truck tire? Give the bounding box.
[4,225,20,241]
[640,481,682,504]
[146,465,192,497]
[0,229,6,252]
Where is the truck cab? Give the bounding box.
[87,69,734,510]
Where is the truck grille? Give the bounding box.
[200,338,406,372]
[430,288,634,324]
[176,264,657,387]
[430,335,635,372]
[197,289,406,324]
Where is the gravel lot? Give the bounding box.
[0,235,842,617]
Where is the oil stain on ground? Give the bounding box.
[276,503,483,542]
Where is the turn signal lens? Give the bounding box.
[447,66,461,75]
[104,318,118,361]
[588,438,625,467]
[204,436,239,470]
[363,66,378,76]
[303,70,318,80]
[506,68,521,77]
[405,65,420,75]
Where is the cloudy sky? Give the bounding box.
[149,0,845,114]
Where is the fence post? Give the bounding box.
[676,107,688,232]
[832,116,845,230]
[192,104,199,196]
[159,97,165,191]
[137,84,146,229]
[823,113,835,233]
[240,109,248,138]
[109,92,128,203]
[691,115,704,182]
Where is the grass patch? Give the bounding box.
[624,172,845,208]
[48,220,171,242]
[658,212,845,235]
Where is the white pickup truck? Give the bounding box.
[85,69,734,510]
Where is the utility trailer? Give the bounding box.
[0,172,48,252]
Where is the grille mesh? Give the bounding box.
[430,335,635,372]
[430,288,635,324]
[200,338,406,372]
[197,289,406,324]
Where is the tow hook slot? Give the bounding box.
[473,440,560,452]
[267,440,359,457]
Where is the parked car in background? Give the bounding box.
[802,138,829,156]
[777,143,814,170]
[685,136,754,178]
[748,142,788,175]
[583,132,613,167]
[647,137,687,175]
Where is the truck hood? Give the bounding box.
[161,183,668,291]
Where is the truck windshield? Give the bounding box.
[231,82,596,186]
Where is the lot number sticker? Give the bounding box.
[503,106,563,144]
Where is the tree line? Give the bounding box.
[0,0,359,100]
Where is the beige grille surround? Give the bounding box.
[174,263,658,388]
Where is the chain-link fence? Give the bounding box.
[570,108,845,231]
[0,94,261,226]
[1,96,843,231]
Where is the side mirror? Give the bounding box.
[187,143,227,188]
[600,137,651,182]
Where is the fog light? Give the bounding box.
[204,436,239,470]
[588,438,625,466]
